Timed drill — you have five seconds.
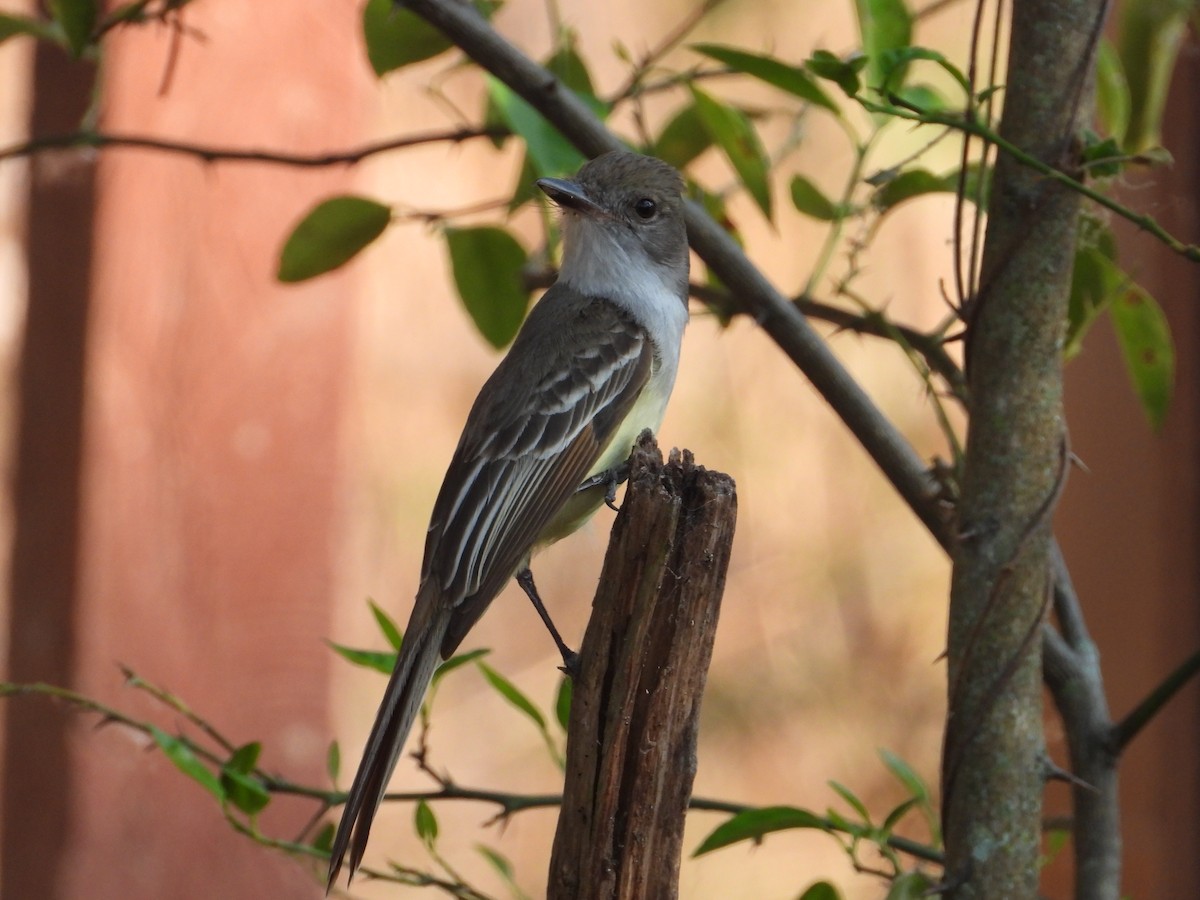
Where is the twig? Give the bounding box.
[863,100,1200,264]
[0,126,505,167]
[226,807,496,898]
[119,664,236,754]
[524,267,965,396]
[1042,545,1121,899]
[2,673,945,872]
[402,0,949,547]
[0,679,229,766]
[1111,648,1200,753]
[608,0,728,103]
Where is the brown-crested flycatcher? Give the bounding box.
[328,151,690,887]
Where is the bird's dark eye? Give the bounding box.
[633,198,657,219]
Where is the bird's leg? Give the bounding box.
[516,567,580,677]
[576,461,630,511]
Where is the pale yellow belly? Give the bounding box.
[535,374,671,549]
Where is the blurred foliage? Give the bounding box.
[3,0,1177,430]
[2,0,1197,894]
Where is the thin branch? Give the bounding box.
[794,294,965,398]
[1110,648,1200,753]
[608,0,728,103]
[119,664,236,754]
[1,674,944,872]
[1050,541,1090,649]
[0,126,504,167]
[1043,544,1121,900]
[864,99,1200,264]
[0,679,230,766]
[527,266,966,400]
[402,0,949,545]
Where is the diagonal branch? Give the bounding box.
[401,0,948,545]
[1111,648,1200,753]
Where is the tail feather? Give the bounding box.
[327,589,451,890]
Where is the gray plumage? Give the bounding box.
[327,151,689,888]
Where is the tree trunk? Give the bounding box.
[944,0,1103,896]
[548,434,736,900]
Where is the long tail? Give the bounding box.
[327,584,451,890]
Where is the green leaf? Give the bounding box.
[545,38,596,95]
[477,661,545,730]
[870,167,950,212]
[0,13,58,45]
[1081,130,1124,179]
[886,871,936,900]
[362,0,500,76]
[433,647,490,685]
[1066,237,1117,360]
[805,50,869,97]
[486,74,603,177]
[854,0,913,92]
[879,749,930,807]
[870,163,990,212]
[1119,0,1191,152]
[220,765,271,815]
[484,39,598,181]
[789,174,842,221]
[1067,235,1174,429]
[1110,277,1174,431]
[445,226,530,349]
[226,741,261,773]
[878,46,969,96]
[959,162,991,211]
[825,807,855,834]
[311,822,336,853]
[828,780,870,821]
[890,82,947,114]
[692,180,740,242]
[653,103,715,170]
[327,740,341,783]
[326,640,397,675]
[147,726,224,801]
[49,0,96,57]
[476,844,529,898]
[1096,39,1131,145]
[880,796,919,833]
[554,674,572,731]
[799,882,843,900]
[691,44,838,112]
[277,195,391,283]
[505,152,541,211]
[414,799,439,846]
[689,86,772,219]
[693,805,828,855]
[1042,825,1071,867]
[370,600,404,651]
[477,844,516,880]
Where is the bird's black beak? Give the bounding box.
[537,177,607,219]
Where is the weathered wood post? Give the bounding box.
[548,433,736,900]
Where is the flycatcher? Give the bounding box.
[327,151,690,887]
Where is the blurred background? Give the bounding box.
[0,1,1196,898]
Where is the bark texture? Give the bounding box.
[944,0,1104,895]
[548,434,736,900]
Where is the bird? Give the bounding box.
[327,150,690,888]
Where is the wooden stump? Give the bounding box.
[548,433,737,900]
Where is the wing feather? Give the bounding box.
[419,293,655,657]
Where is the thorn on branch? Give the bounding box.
[1041,753,1097,792]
